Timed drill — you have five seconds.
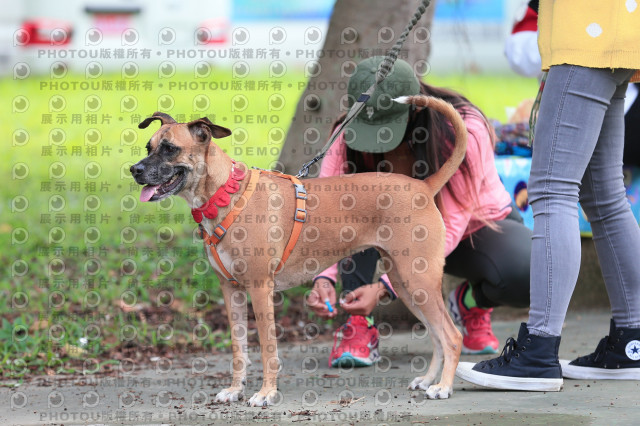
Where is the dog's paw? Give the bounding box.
[408,375,435,391]
[247,389,278,407]
[425,384,452,400]
[215,387,244,403]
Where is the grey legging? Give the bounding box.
[527,65,640,336]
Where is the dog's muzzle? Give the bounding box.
[130,161,188,202]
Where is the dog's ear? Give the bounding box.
[187,117,232,143]
[138,112,177,129]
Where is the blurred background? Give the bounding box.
[1,0,520,74]
[1,0,545,379]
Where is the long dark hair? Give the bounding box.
[338,81,494,218]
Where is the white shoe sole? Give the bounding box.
[456,362,563,391]
[560,359,640,380]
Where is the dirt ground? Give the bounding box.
[3,311,640,425]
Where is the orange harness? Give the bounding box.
[199,169,308,284]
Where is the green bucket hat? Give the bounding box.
[345,56,421,153]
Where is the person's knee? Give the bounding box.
[529,182,581,212]
[580,188,629,223]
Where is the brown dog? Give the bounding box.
[130,95,465,406]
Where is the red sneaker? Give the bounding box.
[329,315,380,368]
[448,281,499,354]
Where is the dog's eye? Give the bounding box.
[164,144,178,155]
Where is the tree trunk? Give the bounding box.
[279,0,436,175]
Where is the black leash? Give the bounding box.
[296,0,432,178]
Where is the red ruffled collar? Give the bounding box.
[191,162,246,223]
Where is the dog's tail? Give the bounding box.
[393,95,468,195]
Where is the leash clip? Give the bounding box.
[296,160,314,178]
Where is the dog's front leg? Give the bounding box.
[246,279,279,407]
[215,278,250,403]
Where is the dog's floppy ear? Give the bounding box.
[138,112,177,129]
[187,117,232,143]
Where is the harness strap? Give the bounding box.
[200,168,307,283]
[260,170,308,274]
[206,239,236,283]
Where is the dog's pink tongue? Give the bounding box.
[140,185,159,202]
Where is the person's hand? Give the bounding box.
[306,278,337,319]
[340,282,389,316]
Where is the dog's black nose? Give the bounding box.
[130,163,144,177]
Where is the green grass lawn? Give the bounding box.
[1,68,537,378]
[426,73,539,122]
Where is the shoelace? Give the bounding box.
[464,309,493,335]
[479,336,526,369]
[332,318,373,354]
[332,319,357,350]
[499,337,518,363]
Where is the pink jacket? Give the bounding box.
[314,111,513,289]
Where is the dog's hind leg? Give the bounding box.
[387,268,443,391]
[215,276,250,403]
[383,254,462,399]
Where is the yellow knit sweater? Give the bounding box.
[538,0,640,81]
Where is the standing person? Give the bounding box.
[305,56,533,367]
[457,1,640,391]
